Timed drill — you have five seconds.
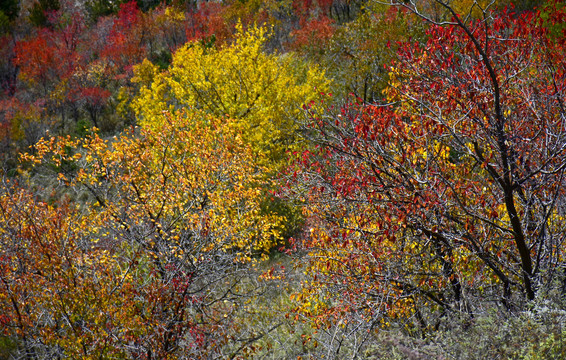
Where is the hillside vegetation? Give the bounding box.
[1,0,566,358]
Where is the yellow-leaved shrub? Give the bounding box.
[132,23,329,170]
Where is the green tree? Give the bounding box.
[0,0,18,31]
[28,0,60,27]
[0,0,18,21]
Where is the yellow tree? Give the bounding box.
[0,186,140,359]
[13,109,285,358]
[132,23,329,242]
[132,23,329,170]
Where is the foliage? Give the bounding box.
[14,29,68,89]
[4,1,196,163]
[363,294,566,359]
[29,0,60,27]
[6,109,285,357]
[0,0,18,21]
[293,4,424,103]
[1,0,566,358]
[0,187,136,358]
[133,23,329,169]
[85,0,120,23]
[289,4,566,349]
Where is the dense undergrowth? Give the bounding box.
[1,0,566,358]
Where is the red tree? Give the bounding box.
[292,4,566,339]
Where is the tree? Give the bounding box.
[132,22,330,244]
[84,0,120,23]
[9,109,285,358]
[100,1,147,75]
[28,0,60,27]
[290,4,424,103]
[133,22,329,170]
[0,186,140,359]
[290,3,566,352]
[14,30,64,93]
[0,0,18,22]
[0,0,18,33]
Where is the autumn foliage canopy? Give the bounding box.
[1,0,566,358]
